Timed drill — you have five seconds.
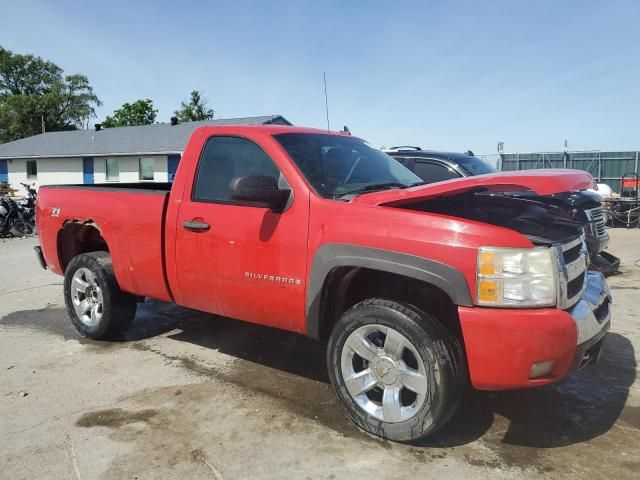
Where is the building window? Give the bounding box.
[106,158,119,181]
[26,160,37,179]
[139,157,155,181]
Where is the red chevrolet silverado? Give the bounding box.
[35,125,611,441]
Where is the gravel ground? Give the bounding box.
[0,231,638,480]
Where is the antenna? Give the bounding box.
[323,72,330,132]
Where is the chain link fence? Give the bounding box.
[496,151,639,192]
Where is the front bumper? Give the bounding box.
[570,271,611,344]
[589,251,620,277]
[458,271,611,390]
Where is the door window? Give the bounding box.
[412,160,460,183]
[193,136,280,202]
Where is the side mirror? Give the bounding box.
[229,175,291,212]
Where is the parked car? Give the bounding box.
[35,126,611,442]
[385,147,619,275]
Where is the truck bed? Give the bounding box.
[36,183,173,302]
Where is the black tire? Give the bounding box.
[327,298,466,442]
[10,218,34,236]
[64,252,137,340]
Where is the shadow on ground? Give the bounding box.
[2,299,636,453]
[422,332,637,447]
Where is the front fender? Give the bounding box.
[305,243,473,339]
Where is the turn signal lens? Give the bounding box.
[479,251,496,275]
[478,279,498,303]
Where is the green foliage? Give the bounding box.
[174,90,214,122]
[102,99,157,128]
[0,46,101,143]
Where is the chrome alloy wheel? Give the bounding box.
[70,267,104,327]
[340,324,429,423]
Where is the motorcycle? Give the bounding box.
[0,193,34,237]
[17,182,37,230]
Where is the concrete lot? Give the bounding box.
[1,231,638,480]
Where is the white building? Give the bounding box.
[0,115,291,194]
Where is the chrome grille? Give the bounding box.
[593,297,611,323]
[584,206,608,240]
[557,234,588,310]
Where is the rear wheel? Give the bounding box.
[64,252,137,340]
[327,298,466,442]
[10,218,34,236]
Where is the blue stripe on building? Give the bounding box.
[0,159,8,184]
[168,154,181,182]
[82,157,94,184]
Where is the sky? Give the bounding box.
[2,0,639,154]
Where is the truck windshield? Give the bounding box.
[274,133,422,199]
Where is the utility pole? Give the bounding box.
[323,72,330,132]
[41,114,45,134]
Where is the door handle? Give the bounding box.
[182,220,210,231]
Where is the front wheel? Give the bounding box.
[327,299,466,442]
[64,252,137,340]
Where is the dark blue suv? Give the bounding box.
[384,146,497,181]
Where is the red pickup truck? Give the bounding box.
[35,125,611,442]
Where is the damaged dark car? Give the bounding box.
[385,147,619,275]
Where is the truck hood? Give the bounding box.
[351,169,595,207]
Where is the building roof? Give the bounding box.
[0,115,291,159]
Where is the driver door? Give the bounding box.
[174,135,309,333]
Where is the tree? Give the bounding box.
[174,90,214,122]
[102,99,157,128]
[0,46,101,142]
[43,74,101,130]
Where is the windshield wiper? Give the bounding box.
[337,182,411,199]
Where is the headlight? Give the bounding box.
[476,247,557,307]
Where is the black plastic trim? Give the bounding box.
[305,243,473,339]
[33,246,47,270]
[40,183,171,195]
